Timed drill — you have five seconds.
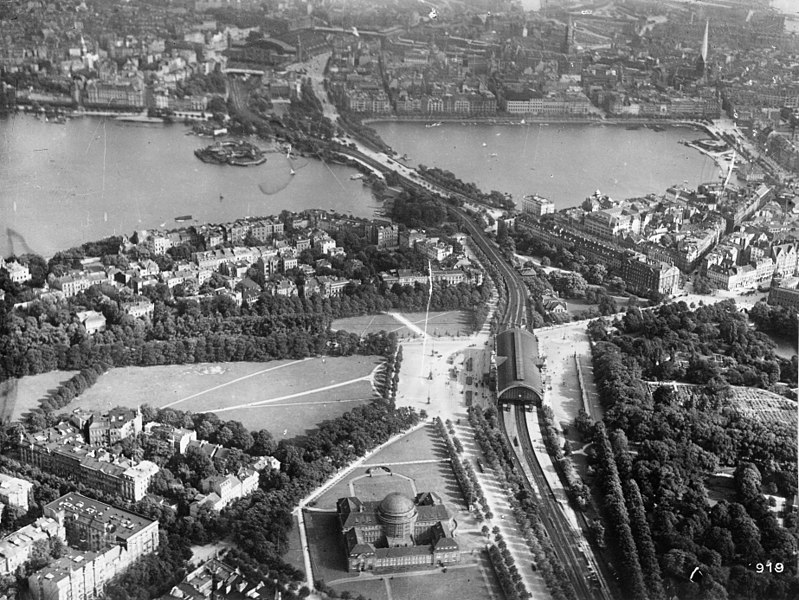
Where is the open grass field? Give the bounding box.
[57,357,381,439]
[1,370,78,423]
[328,562,502,600]
[362,424,445,465]
[332,310,473,338]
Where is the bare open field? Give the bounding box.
[57,357,381,439]
[332,310,472,338]
[1,370,78,423]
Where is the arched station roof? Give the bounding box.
[495,328,543,404]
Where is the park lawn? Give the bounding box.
[208,380,377,439]
[282,518,307,581]
[362,423,445,465]
[332,310,472,338]
[59,356,378,413]
[351,471,416,502]
[330,578,387,600]
[331,565,498,600]
[1,370,78,422]
[304,511,349,585]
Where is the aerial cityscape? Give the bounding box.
[1,0,799,599]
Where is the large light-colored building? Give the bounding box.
[0,473,33,512]
[520,195,555,218]
[338,491,460,573]
[19,428,158,502]
[28,493,159,600]
[190,467,259,514]
[3,260,31,283]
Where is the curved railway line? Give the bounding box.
[330,141,610,600]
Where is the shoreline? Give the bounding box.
[361,114,712,131]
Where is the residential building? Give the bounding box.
[76,310,107,335]
[143,422,197,454]
[0,474,33,512]
[43,493,159,556]
[520,195,555,218]
[159,558,272,600]
[0,518,64,576]
[3,260,31,283]
[190,468,259,514]
[70,407,143,446]
[769,286,799,310]
[582,206,639,239]
[122,299,155,319]
[542,296,568,315]
[147,235,173,256]
[19,429,158,502]
[621,256,681,297]
[771,243,798,278]
[314,235,336,255]
[399,229,427,249]
[372,224,399,248]
[338,491,460,573]
[29,493,159,600]
[707,263,757,291]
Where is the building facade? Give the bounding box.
[28,493,159,600]
[337,491,460,573]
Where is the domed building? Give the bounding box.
[337,491,460,572]
[378,492,417,541]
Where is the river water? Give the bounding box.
[2,114,716,258]
[372,121,717,210]
[0,114,376,257]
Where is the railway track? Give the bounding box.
[507,407,606,600]
[333,136,609,600]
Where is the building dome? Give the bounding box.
[378,493,417,539]
[379,492,415,518]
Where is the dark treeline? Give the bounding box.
[588,328,799,600]
[591,300,790,389]
[0,279,489,382]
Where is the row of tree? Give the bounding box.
[468,407,577,600]
[592,422,650,600]
[488,542,530,600]
[434,417,488,519]
[589,329,799,600]
[538,406,591,510]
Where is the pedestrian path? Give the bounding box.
[454,422,552,600]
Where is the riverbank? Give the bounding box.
[362,114,711,131]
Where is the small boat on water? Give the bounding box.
[350,173,364,180]
[175,215,193,222]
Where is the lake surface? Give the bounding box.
[372,121,717,210]
[0,114,377,257]
[3,114,718,259]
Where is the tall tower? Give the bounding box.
[562,16,575,55]
[696,20,709,81]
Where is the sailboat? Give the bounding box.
[287,144,296,175]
